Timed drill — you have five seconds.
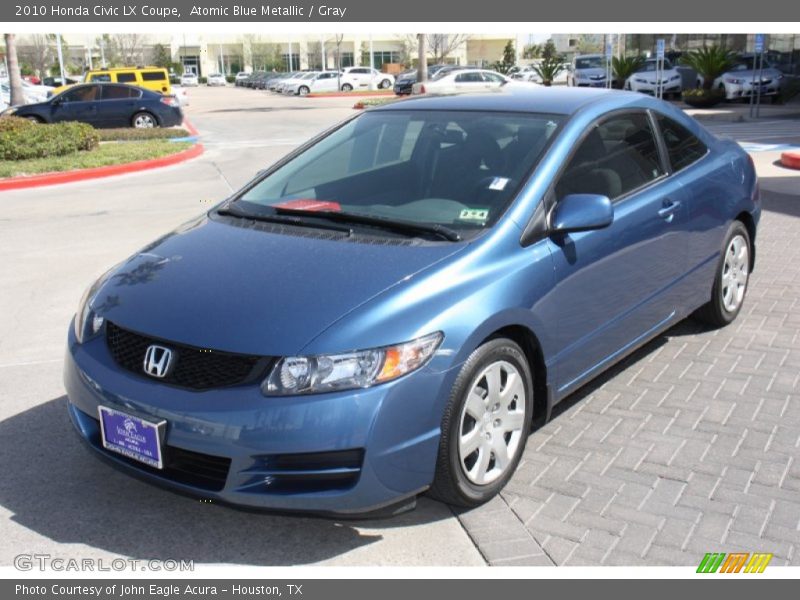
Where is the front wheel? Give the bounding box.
[298,86,310,96]
[132,111,157,128]
[695,220,751,327]
[379,79,391,89]
[428,338,533,507]
[341,83,353,92]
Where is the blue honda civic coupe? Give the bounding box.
[65,87,759,515]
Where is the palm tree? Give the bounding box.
[612,55,645,89]
[680,46,737,90]
[4,34,25,106]
[532,56,566,87]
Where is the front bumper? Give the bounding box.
[724,82,781,100]
[630,81,682,95]
[64,324,453,514]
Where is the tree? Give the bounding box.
[612,55,645,89]
[541,39,558,60]
[4,34,25,106]
[680,46,737,90]
[402,33,470,65]
[493,40,516,74]
[17,34,55,78]
[523,43,543,59]
[112,34,147,66]
[151,43,172,69]
[532,56,566,86]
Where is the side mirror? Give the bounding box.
[551,194,614,233]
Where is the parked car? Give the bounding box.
[4,83,183,128]
[170,85,190,107]
[206,73,226,87]
[83,67,172,95]
[42,76,79,87]
[625,58,683,98]
[234,71,250,86]
[285,71,341,96]
[567,54,608,87]
[62,87,758,514]
[268,72,299,91]
[180,72,199,87]
[510,64,569,85]
[248,71,270,89]
[702,55,785,101]
[393,65,463,96]
[339,67,394,91]
[411,69,535,95]
[273,72,310,94]
[0,79,55,105]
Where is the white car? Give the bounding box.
[180,73,199,87]
[411,69,537,95]
[285,71,341,96]
[702,56,785,101]
[510,65,569,85]
[234,71,250,86]
[339,67,394,91]
[275,72,317,94]
[567,54,608,88]
[170,85,190,107]
[625,59,683,98]
[0,80,54,105]
[206,73,226,87]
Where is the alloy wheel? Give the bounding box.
[721,234,749,313]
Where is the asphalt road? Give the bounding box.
[1,86,798,568]
[0,87,484,568]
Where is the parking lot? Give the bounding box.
[1,85,798,567]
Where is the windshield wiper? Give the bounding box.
[216,205,353,236]
[272,206,462,242]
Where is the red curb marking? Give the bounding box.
[0,119,203,192]
[305,91,395,98]
[780,151,800,170]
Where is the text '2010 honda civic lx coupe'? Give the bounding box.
[65,87,759,515]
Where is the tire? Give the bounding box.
[695,220,751,327]
[428,338,534,507]
[25,115,42,123]
[341,83,353,92]
[380,79,391,89]
[132,111,157,128]
[298,86,310,96]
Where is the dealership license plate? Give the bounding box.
[98,406,165,469]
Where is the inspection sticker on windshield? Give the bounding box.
[488,177,510,191]
[459,208,490,222]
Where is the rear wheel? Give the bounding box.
[380,79,392,89]
[429,338,533,507]
[695,220,751,327]
[341,83,353,92]
[25,115,42,123]
[298,86,310,96]
[132,111,157,128]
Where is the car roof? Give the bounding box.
[374,86,620,116]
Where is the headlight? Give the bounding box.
[670,75,680,81]
[634,78,648,84]
[73,268,116,343]
[263,332,443,396]
[725,78,743,84]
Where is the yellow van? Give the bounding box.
[51,67,171,96]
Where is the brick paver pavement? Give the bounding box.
[457,187,800,566]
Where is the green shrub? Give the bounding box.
[0,118,98,160]
[96,127,191,141]
[226,75,236,83]
[198,77,208,84]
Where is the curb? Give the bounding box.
[781,150,800,170]
[0,120,203,192]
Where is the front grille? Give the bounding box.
[237,449,365,494]
[106,321,272,391]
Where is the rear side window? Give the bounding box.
[103,85,140,100]
[116,72,137,83]
[88,73,111,82]
[141,71,167,81]
[456,72,483,83]
[556,112,664,201]
[656,114,708,172]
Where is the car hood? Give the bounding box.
[89,215,467,356]
[724,68,782,80]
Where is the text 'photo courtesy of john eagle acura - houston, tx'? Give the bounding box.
[65,86,759,516]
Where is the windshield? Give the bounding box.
[236,110,562,235]
[638,59,673,72]
[575,57,604,69]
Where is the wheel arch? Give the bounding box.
[735,210,757,270]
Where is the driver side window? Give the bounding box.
[555,112,664,202]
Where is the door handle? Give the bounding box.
[658,199,681,221]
